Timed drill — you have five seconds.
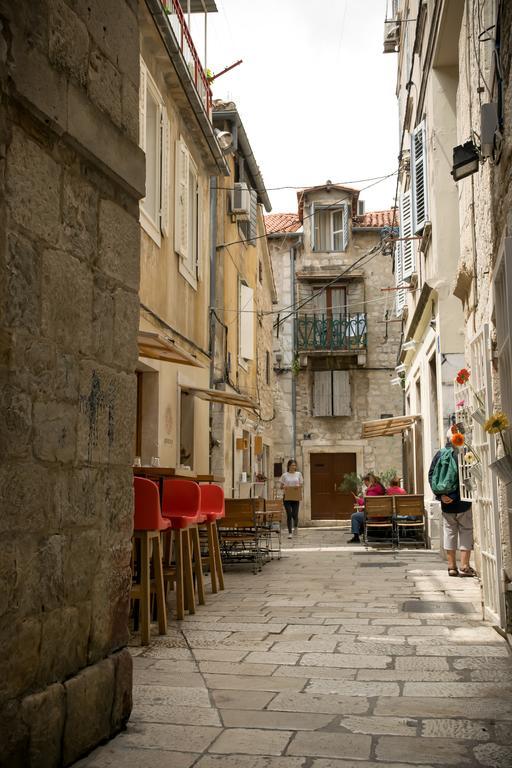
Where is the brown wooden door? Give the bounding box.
[310,452,357,520]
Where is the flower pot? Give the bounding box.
[489,455,512,485]
[471,408,486,426]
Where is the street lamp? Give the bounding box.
[451,141,480,182]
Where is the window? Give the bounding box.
[307,285,347,318]
[179,390,194,469]
[411,120,428,233]
[175,138,199,287]
[238,188,258,245]
[395,188,413,315]
[312,204,349,251]
[139,59,169,244]
[313,370,351,417]
[493,237,512,421]
[239,282,254,362]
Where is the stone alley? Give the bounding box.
[77,530,512,768]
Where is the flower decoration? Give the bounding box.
[451,423,459,434]
[456,399,465,408]
[484,412,510,434]
[456,368,470,385]
[451,432,465,447]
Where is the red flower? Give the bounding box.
[456,368,470,385]
[451,432,465,447]
[450,424,459,434]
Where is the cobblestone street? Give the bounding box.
[77,529,512,767]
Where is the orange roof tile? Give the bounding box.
[354,209,398,228]
[265,213,302,235]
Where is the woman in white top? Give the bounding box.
[280,459,303,538]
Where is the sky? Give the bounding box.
[192,0,399,215]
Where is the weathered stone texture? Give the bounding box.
[0,0,141,763]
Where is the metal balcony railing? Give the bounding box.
[160,0,213,119]
[296,313,367,352]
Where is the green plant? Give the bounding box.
[338,472,362,494]
[380,468,399,488]
[291,357,301,376]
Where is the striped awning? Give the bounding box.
[361,415,421,438]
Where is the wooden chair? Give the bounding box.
[394,494,427,548]
[263,499,284,560]
[364,496,395,547]
[218,498,265,573]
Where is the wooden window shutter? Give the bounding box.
[411,120,428,233]
[332,370,351,416]
[239,283,254,360]
[342,203,349,251]
[310,202,316,250]
[174,139,189,258]
[313,370,331,417]
[160,108,170,237]
[139,58,147,151]
[400,188,414,279]
[248,190,258,244]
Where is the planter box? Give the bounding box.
[489,455,512,485]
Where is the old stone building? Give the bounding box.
[387,0,512,631]
[210,101,276,500]
[0,0,144,764]
[267,188,403,524]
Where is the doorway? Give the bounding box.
[310,452,357,520]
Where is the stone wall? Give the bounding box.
[0,1,144,764]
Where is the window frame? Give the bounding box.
[313,203,349,252]
[175,137,200,289]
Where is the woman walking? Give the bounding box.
[280,459,303,539]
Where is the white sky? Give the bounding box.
[196,0,399,215]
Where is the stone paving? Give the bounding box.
[77,528,512,767]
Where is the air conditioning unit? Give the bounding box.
[383,20,400,53]
[231,182,250,219]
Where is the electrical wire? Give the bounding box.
[211,172,397,194]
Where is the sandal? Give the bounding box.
[459,566,476,577]
[448,567,459,577]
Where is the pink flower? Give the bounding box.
[456,400,465,408]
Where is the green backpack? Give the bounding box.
[431,448,459,494]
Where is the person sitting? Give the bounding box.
[386,477,407,495]
[348,472,385,543]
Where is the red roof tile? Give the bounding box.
[354,209,398,228]
[265,213,302,235]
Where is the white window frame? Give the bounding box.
[175,137,200,289]
[411,119,428,234]
[139,58,170,246]
[313,204,349,252]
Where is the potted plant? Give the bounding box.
[485,412,512,485]
[338,472,362,495]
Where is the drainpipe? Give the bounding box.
[209,175,217,386]
[291,245,297,458]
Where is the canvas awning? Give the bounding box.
[361,415,421,438]
[183,385,258,412]
[137,331,204,368]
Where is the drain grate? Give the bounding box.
[359,562,402,568]
[401,600,475,614]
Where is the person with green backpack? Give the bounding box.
[428,428,475,577]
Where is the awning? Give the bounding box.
[137,331,204,368]
[361,415,421,438]
[183,385,258,412]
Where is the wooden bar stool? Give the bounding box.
[199,483,225,593]
[162,479,205,618]
[131,477,171,645]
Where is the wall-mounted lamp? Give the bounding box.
[402,340,417,351]
[451,141,480,182]
[214,129,234,153]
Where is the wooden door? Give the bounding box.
[310,452,357,520]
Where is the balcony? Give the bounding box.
[160,0,213,118]
[296,313,367,353]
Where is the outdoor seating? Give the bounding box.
[198,483,226,593]
[394,494,427,548]
[218,498,266,573]
[161,478,204,619]
[262,499,284,560]
[364,496,395,546]
[131,477,170,645]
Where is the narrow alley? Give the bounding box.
[78,530,512,768]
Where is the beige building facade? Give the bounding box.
[387,0,512,630]
[268,189,403,524]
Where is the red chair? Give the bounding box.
[131,477,170,645]
[162,479,205,619]
[199,484,225,593]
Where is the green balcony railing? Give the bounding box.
[296,313,367,352]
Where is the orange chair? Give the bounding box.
[199,484,225,593]
[131,477,170,645]
[162,479,205,619]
